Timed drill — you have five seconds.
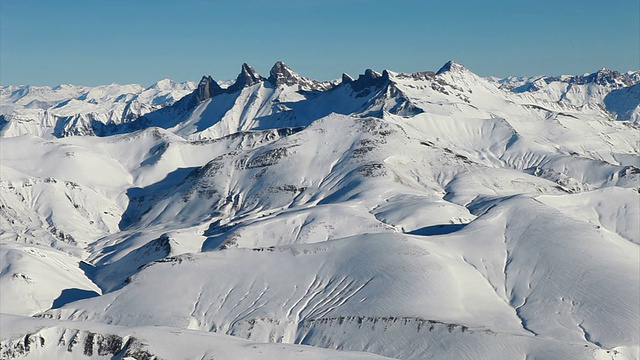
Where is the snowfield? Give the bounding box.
[1,61,638,359]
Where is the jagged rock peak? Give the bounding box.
[364,69,381,79]
[436,60,468,75]
[268,61,302,86]
[266,61,335,91]
[195,75,223,103]
[349,69,389,92]
[228,63,264,91]
[574,68,634,86]
[198,75,212,85]
[341,73,354,84]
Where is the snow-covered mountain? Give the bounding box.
[1,61,639,360]
[0,79,197,138]
[490,68,640,121]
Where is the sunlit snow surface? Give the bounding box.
[1,62,639,359]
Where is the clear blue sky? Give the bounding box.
[1,0,638,86]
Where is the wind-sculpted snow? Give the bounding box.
[41,198,639,359]
[1,61,638,359]
[0,243,100,316]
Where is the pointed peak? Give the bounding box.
[198,75,214,86]
[588,67,615,79]
[228,63,265,92]
[436,60,468,75]
[240,63,263,84]
[592,68,617,79]
[195,75,222,103]
[268,61,302,86]
[341,73,354,84]
[271,60,290,72]
[241,62,254,72]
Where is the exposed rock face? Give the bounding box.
[349,69,390,92]
[227,63,265,93]
[179,65,264,108]
[0,329,156,360]
[572,68,635,87]
[268,61,301,87]
[341,73,354,84]
[195,75,223,103]
[268,61,335,91]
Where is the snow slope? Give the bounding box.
[0,243,100,316]
[1,61,638,359]
[491,68,640,122]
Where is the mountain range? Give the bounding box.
[1,61,638,359]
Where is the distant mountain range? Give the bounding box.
[2,61,638,139]
[1,61,638,360]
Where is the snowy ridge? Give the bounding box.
[1,61,639,360]
[0,80,196,138]
[491,68,640,121]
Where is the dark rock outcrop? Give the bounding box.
[227,63,265,93]
[268,61,301,87]
[349,69,390,92]
[195,75,223,103]
[341,73,354,84]
[267,61,335,91]
[572,68,636,87]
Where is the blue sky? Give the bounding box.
[1,0,638,86]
